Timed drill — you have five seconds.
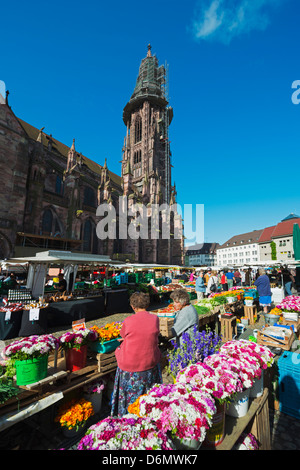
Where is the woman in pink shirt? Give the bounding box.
[111,292,162,416]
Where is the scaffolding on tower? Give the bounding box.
[164,61,170,204]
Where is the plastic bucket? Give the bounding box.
[204,402,225,447]
[84,391,103,413]
[65,345,87,372]
[90,338,120,354]
[172,436,202,450]
[250,375,264,398]
[226,389,250,418]
[15,355,48,386]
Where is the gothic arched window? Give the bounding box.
[135,116,142,143]
[83,219,92,252]
[84,186,96,207]
[42,209,53,234]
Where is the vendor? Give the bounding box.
[111,292,162,417]
[254,268,272,314]
[57,273,67,293]
[170,288,198,346]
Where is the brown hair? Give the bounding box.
[170,289,190,306]
[130,292,150,310]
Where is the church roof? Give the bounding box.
[16,117,122,188]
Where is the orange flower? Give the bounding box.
[128,394,147,416]
[55,398,94,430]
[90,322,122,343]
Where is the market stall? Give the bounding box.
[0,251,130,339]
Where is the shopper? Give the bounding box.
[234,269,241,286]
[245,268,252,286]
[220,271,228,291]
[206,270,219,295]
[281,267,295,297]
[170,289,199,346]
[195,271,206,300]
[111,292,162,417]
[226,269,235,289]
[241,269,246,286]
[254,268,272,314]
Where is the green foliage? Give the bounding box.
[270,241,277,260]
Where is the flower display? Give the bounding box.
[55,397,94,431]
[90,322,123,343]
[3,334,59,361]
[167,325,222,378]
[176,361,243,403]
[136,382,216,443]
[83,379,106,395]
[58,328,98,350]
[234,432,259,450]
[220,339,274,370]
[77,415,175,450]
[204,352,257,390]
[277,295,300,313]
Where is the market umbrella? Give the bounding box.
[293,223,300,261]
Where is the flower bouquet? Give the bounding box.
[58,328,98,372]
[55,397,94,436]
[77,415,175,450]
[83,378,106,413]
[220,339,274,370]
[136,382,216,448]
[89,322,123,353]
[167,325,222,378]
[58,328,98,350]
[3,334,59,384]
[233,432,259,450]
[176,361,242,404]
[4,334,59,361]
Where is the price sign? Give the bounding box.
[72,318,86,331]
[29,308,40,321]
[5,310,11,321]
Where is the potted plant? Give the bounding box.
[77,415,175,450]
[134,382,216,450]
[83,378,106,413]
[55,397,94,437]
[167,325,222,379]
[58,328,98,372]
[89,322,123,353]
[3,334,59,385]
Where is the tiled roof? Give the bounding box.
[16,117,122,188]
[185,242,219,254]
[258,226,276,243]
[271,218,300,238]
[218,230,264,249]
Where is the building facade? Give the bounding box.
[258,214,300,263]
[216,230,263,267]
[185,243,219,267]
[0,45,183,265]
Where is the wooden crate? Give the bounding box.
[244,305,257,324]
[257,326,294,350]
[96,351,118,374]
[220,315,237,342]
[159,317,174,338]
[281,318,300,337]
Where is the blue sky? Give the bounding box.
[1,0,300,246]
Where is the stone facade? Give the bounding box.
[0,46,184,265]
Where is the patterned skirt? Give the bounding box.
[111,364,162,417]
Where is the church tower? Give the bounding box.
[121,44,173,204]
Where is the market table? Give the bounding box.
[46,295,106,327]
[0,309,23,340]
